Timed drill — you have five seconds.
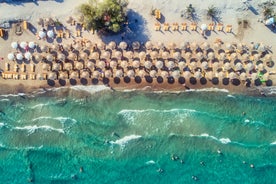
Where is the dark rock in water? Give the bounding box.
[19,95,26,99]
[112,132,120,138]
[0,110,5,116]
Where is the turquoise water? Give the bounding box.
[0,87,275,183]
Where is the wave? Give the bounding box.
[30,103,50,109]
[190,133,231,144]
[0,122,4,128]
[0,98,10,102]
[31,116,77,124]
[50,85,111,94]
[145,160,156,165]
[110,134,142,147]
[14,125,64,134]
[185,88,229,93]
[227,94,236,98]
[0,143,43,151]
[270,141,276,145]
[0,93,26,98]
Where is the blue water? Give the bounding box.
[0,86,275,183]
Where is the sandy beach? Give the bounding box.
[0,0,276,95]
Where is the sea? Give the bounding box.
[0,86,275,184]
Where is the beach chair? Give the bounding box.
[66,30,70,38]
[21,64,26,72]
[217,23,223,31]
[164,23,170,31]
[5,63,10,71]
[208,23,215,31]
[13,73,19,80]
[226,25,232,33]
[172,23,179,31]
[43,73,48,80]
[0,29,3,37]
[155,9,161,20]
[181,23,187,31]
[21,74,27,80]
[23,21,28,30]
[190,22,197,31]
[155,23,161,31]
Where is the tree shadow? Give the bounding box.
[248,5,259,15]
[101,9,149,44]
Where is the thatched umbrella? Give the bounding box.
[178,61,186,70]
[194,71,202,79]
[150,51,159,59]
[76,62,83,70]
[70,71,78,79]
[139,51,146,60]
[218,71,225,78]
[132,60,140,68]
[231,53,237,60]
[185,52,192,59]
[180,42,189,50]
[172,70,180,78]
[212,62,219,70]
[202,42,210,50]
[119,42,127,50]
[201,61,208,70]
[257,63,264,70]
[157,42,165,50]
[7,53,14,61]
[262,73,269,81]
[183,71,191,78]
[155,60,163,69]
[162,51,170,59]
[52,44,59,51]
[239,72,247,80]
[251,73,258,80]
[190,61,197,70]
[79,52,88,60]
[16,53,23,60]
[205,71,213,80]
[167,60,175,70]
[242,53,249,60]
[87,61,94,69]
[264,54,272,61]
[81,71,90,78]
[168,42,177,50]
[64,63,72,71]
[191,42,198,50]
[48,72,57,80]
[115,70,123,78]
[173,52,181,60]
[229,72,236,79]
[114,51,122,59]
[138,70,146,77]
[127,69,137,79]
[57,53,65,61]
[105,70,112,78]
[68,52,76,60]
[246,62,254,71]
[207,52,215,60]
[108,41,116,50]
[42,63,49,71]
[132,41,140,50]
[46,54,54,62]
[110,60,117,68]
[120,60,128,68]
[196,52,203,60]
[219,52,226,61]
[126,51,134,59]
[144,60,152,69]
[235,62,243,70]
[254,53,260,61]
[90,52,99,59]
[236,43,243,50]
[92,71,100,78]
[59,72,68,80]
[101,51,110,59]
[225,43,233,50]
[98,60,106,69]
[96,42,105,50]
[63,44,71,51]
[40,45,48,52]
[161,71,169,78]
[145,41,153,50]
[150,70,157,77]
[213,42,221,50]
[224,62,231,70]
[85,41,92,49]
[52,63,60,71]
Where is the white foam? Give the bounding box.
[190,133,231,144]
[14,125,64,134]
[270,141,276,145]
[219,138,231,144]
[227,94,236,98]
[110,135,142,147]
[0,98,10,102]
[32,116,77,124]
[0,122,5,128]
[119,108,196,114]
[185,88,229,93]
[244,119,250,123]
[146,160,156,165]
[0,93,26,98]
[30,103,50,109]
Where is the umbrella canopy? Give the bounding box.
[48,72,57,80]
[138,51,146,59]
[81,71,90,78]
[64,63,72,70]
[172,70,180,78]
[46,54,53,62]
[239,72,247,80]
[138,70,146,77]
[20,42,27,49]
[157,42,165,49]
[161,71,169,78]
[246,62,254,71]
[191,42,198,50]
[110,60,117,68]
[85,41,92,49]
[150,70,157,77]
[42,63,49,70]
[59,72,67,80]
[97,42,105,50]
[173,52,181,60]
[145,41,153,50]
[235,62,243,70]
[231,53,237,60]
[73,43,81,50]
[47,30,54,38]
[229,72,236,79]
[207,52,215,60]
[212,62,219,70]
[108,41,116,50]
[119,42,128,50]
[150,51,158,59]
[120,60,128,68]
[132,60,140,68]
[144,60,152,69]
[194,71,202,79]
[105,70,112,78]
[115,70,123,78]
[265,54,272,61]
[162,51,170,59]
[251,73,258,80]
[70,71,78,79]
[265,17,275,25]
[132,41,140,50]
[98,60,106,69]
[52,44,59,50]
[16,53,23,60]
[185,52,192,59]
[201,24,207,31]
[52,63,60,71]
[63,44,71,51]
[155,60,163,69]
[11,42,18,49]
[76,62,83,70]
[218,71,225,78]
[219,52,226,61]
[183,71,191,78]
[242,53,249,60]
[79,52,88,60]
[178,61,186,69]
[202,42,210,50]
[225,43,233,50]
[8,53,14,60]
[28,42,36,49]
[126,51,134,59]
[224,62,231,70]
[197,52,203,60]
[68,52,76,60]
[92,71,100,78]
[167,61,175,69]
[127,70,135,77]
[38,31,46,38]
[213,42,221,50]
[257,63,264,70]
[57,53,65,61]
[114,51,122,59]
[190,61,197,69]
[201,61,208,69]
[254,54,260,61]
[24,52,32,60]
[40,45,48,52]
[90,52,99,59]
[87,61,94,69]
[180,42,189,49]
[168,42,177,50]
[34,54,42,62]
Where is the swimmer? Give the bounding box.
[27,178,33,183]
[242,112,246,116]
[217,149,222,155]
[200,161,205,166]
[157,168,164,173]
[80,167,83,173]
[180,159,184,164]
[242,161,246,164]
[250,164,254,168]
[192,175,198,181]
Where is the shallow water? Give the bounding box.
[0,87,275,183]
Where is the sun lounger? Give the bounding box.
[0,29,3,37]
[190,23,197,31]
[23,21,28,30]
[43,73,47,80]
[13,64,18,72]
[66,30,70,38]
[5,63,10,71]
[21,64,26,72]
[155,23,161,31]
[172,23,179,31]
[13,73,19,80]
[21,74,27,80]
[181,23,187,31]
[155,9,161,20]
[217,23,223,31]
[208,23,215,31]
[164,23,170,31]
[226,25,232,33]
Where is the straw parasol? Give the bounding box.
[231,53,237,60]
[108,41,116,50]
[239,72,247,80]
[139,51,146,60]
[207,52,215,60]
[114,51,122,59]
[87,61,94,69]
[262,73,269,81]
[254,53,260,61]
[76,62,83,70]
[173,52,181,60]
[213,42,221,50]
[132,60,140,68]
[172,70,180,78]
[132,41,140,50]
[180,42,189,50]
[196,52,203,60]
[229,72,236,79]
[257,63,264,70]
[48,72,57,80]
[59,72,67,80]
[251,73,258,80]
[105,70,112,78]
[219,52,226,61]
[138,70,146,77]
[202,42,210,50]
[47,30,54,38]
[225,43,233,50]
[115,70,123,78]
[120,60,128,68]
[46,54,53,62]
[85,41,92,49]
[38,31,46,39]
[150,70,157,77]
[119,41,128,50]
[205,71,213,80]
[161,71,169,78]
[246,62,254,71]
[144,60,152,69]
[52,63,60,71]
[90,52,99,59]
[167,60,175,69]
[125,51,134,59]
[79,52,88,60]
[81,71,90,78]
[150,51,159,59]
[68,52,76,60]
[201,61,208,70]
[110,60,117,68]
[235,62,243,70]
[212,62,219,70]
[191,42,198,50]
[162,51,170,59]
[98,60,106,69]
[16,53,23,60]
[185,52,192,59]
[168,42,177,50]
[218,71,225,78]
[11,42,18,49]
[97,42,105,50]
[178,61,186,69]
[157,42,165,50]
[63,43,71,51]
[183,71,191,78]
[24,52,32,60]
[74,43,82,50]
[194,71,202,79]
[189,61,197,70]
[264,54,272,61]
[34,53,42,62]
[70,71,78,79]
[42,63,49,70]
[57,53,65,61]
[145,41,153,50]
[224,62,231,70]
[92,70,100,78]
[155,60,163,69]
[8,53,14,61]
[64,63,72,71]
[127,70,135,78]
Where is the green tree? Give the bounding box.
[79,0,128,33]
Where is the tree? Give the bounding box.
[78,0,128,34]
[185,4,195,20]
[207,5,219,20]
[263,6,274,19]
